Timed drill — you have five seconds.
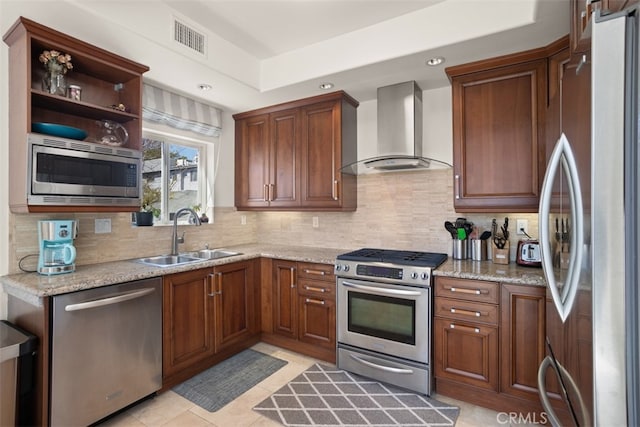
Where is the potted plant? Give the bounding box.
[136,181,161,226]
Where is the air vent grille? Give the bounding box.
[174,19,206,55]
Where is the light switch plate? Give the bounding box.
[95,218,111,234]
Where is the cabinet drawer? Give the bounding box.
[435,297,499,326]
[435,277,499,304]
[297,262,335,282]
[298,278,335,297]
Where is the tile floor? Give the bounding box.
[100,342,507,427]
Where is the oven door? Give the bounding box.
[337,277,430,364]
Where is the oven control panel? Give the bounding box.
[334,260,432,286]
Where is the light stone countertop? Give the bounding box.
[0,243,546,307]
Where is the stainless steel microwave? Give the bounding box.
[28,133,141,207]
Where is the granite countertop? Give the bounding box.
[0,243,547,306]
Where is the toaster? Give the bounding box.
[516,240,542,267]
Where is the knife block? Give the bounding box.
[492,241,510,265]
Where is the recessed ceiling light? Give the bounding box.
[197,83,212,91]
[425,57,445,67]
[319,82,334,90]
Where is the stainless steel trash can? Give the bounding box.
[0,320,37,427]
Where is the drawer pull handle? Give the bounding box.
[290,267,296,288]
[450,323,480,334]
[304,269,326,276]
[446,286,487,295]
[451,308,481,317]
[305,298,325,305]
[304,285,326,293]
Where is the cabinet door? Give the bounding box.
[450,59,547,212]
[298,292,335,350]
[434,317,498,391]
[300,100,342,208]
[272,259,298,339]
[163,268,215,378]
[269,109,301,207]
[235,114,270,208]
[214,261,256,353]
[500,284,546,400]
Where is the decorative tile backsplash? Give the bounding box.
[8,169,538,274]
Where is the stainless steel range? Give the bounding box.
[334,248,447,396]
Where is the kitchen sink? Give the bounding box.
[185,249,242,260]
[135,254,205,267]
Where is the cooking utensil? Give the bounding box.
[480,230,492,240]
[501,217,509,240]
[457,228,467,240]
[444,221,458,238]
[32,122,88,140]
[494,236,507,249]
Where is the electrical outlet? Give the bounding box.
[241,215,246,225]
[516,219,528,236]
[312,216,319,228]
[95,218,111,234]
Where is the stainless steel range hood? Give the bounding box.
[341,81,451,174]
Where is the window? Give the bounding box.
[142,128,211,225]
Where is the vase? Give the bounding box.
[42,68,67,96]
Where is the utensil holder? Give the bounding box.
[492,241,510,265]
[452,239,468,260]
[471,239,487,261]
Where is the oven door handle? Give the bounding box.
[349,354,414,374]
[342,281,422,296]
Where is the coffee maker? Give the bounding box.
[38,220,77,275]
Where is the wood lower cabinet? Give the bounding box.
[262,260,336,363]
[434,277,500,391]
[162,260,259,388]
[234,91,358,211]
[434,277,564,417]
[500,284,546,400]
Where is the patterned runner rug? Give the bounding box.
[254,363,459,426]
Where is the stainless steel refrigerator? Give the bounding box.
[537,6,639,427]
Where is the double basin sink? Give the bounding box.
[135,249,241,267]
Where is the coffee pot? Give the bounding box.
[38,220,78,275]
[96,120,128,147]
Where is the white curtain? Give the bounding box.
[142,83,222,137]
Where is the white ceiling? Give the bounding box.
[4,0,570,112]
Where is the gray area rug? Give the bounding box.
[254,363,459,426]
[173,349,287,412]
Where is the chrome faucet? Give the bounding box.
[171,208,202,255]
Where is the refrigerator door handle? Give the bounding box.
[538,355,591,427]
[539,133,584,322]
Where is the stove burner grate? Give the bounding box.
[337,248,448,268]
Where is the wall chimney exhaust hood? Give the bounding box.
[341,81,451,174]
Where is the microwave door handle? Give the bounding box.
[341,281,422,297]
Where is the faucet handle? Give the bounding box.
[205,243,209,250]
[178,231,185,244]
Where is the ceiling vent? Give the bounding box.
[173,18,206,55]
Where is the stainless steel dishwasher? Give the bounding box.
[50,277,162,426]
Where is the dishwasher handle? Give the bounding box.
[65,288,156,312]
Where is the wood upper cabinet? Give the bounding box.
[446,54,547,213]
[500,284,546,401]
[2,17,148,213]
[162,260,258,386]
[571,0,637,54]
[234,91,358,211]
[547,40,592,210]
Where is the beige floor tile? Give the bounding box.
[249,415,286,427]
[254,360,313,392]
[98,412,146,427]
[161,410,215,427]
[188,385,272,426]
[128,391,195,426]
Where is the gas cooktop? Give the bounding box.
[337,248,448,268]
